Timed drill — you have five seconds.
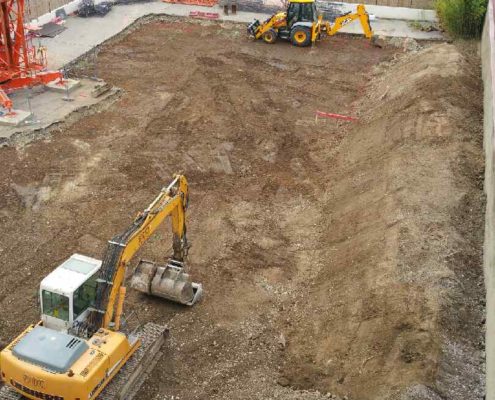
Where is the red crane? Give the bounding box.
[0,0,63,111]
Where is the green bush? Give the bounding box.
[435,0,487,38]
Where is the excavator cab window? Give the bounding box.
[42,290,70,322]
[73,274,97,319]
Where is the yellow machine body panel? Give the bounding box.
[272,12,287,29]
[0,324,139,400]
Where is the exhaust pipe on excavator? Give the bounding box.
[130,259,203,306]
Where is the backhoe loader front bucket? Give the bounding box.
[130,260,203,306]
[247,19,260,37]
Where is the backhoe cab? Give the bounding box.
[247,0,373,47]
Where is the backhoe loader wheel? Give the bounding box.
[290,27,311,47]
[262,29,277,44]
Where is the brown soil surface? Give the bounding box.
[0,19,485,400]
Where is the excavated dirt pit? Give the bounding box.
[0,18,485,400]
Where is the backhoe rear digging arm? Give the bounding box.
[356,4,373,39]
[324,5,373,39]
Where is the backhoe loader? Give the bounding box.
[0,175,202,400]
[247,0,373,47]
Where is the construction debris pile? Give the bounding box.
[315,0,347,20]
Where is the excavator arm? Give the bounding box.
[322,4,373,39]
[86,175,200,334]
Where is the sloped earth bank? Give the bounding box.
[0,19,484,400]
[280,43,485,400]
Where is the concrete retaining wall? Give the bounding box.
[26,0,74,19]
[483,0,495,398]
[345,0,434,10]
[31,0,81,25]
[29,0,435,23]
[30,0,437,26]
[336,2,436,20]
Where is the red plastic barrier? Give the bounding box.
[189,10,220,18]
[163,0,218,6]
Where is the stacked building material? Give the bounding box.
[315,0,346,21]
[236,0,282,13]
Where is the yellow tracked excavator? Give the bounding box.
[0,175,202,400]
[247,0,373,47]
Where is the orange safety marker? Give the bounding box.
[315,110,358,122]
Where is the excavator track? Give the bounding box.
[0,323,168,400]
[99,322,168,400]
[0,386,21,400]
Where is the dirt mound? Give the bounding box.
[281,43,485,399]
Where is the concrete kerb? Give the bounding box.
[0,87,122,147]
[0,110,33,127]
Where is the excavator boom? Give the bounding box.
[85,174,201,334]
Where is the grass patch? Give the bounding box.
[436,0,487,38]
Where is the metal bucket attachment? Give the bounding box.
[130,260,203,306]
[130,260,156,294]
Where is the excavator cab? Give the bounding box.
[40,254,101,333]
